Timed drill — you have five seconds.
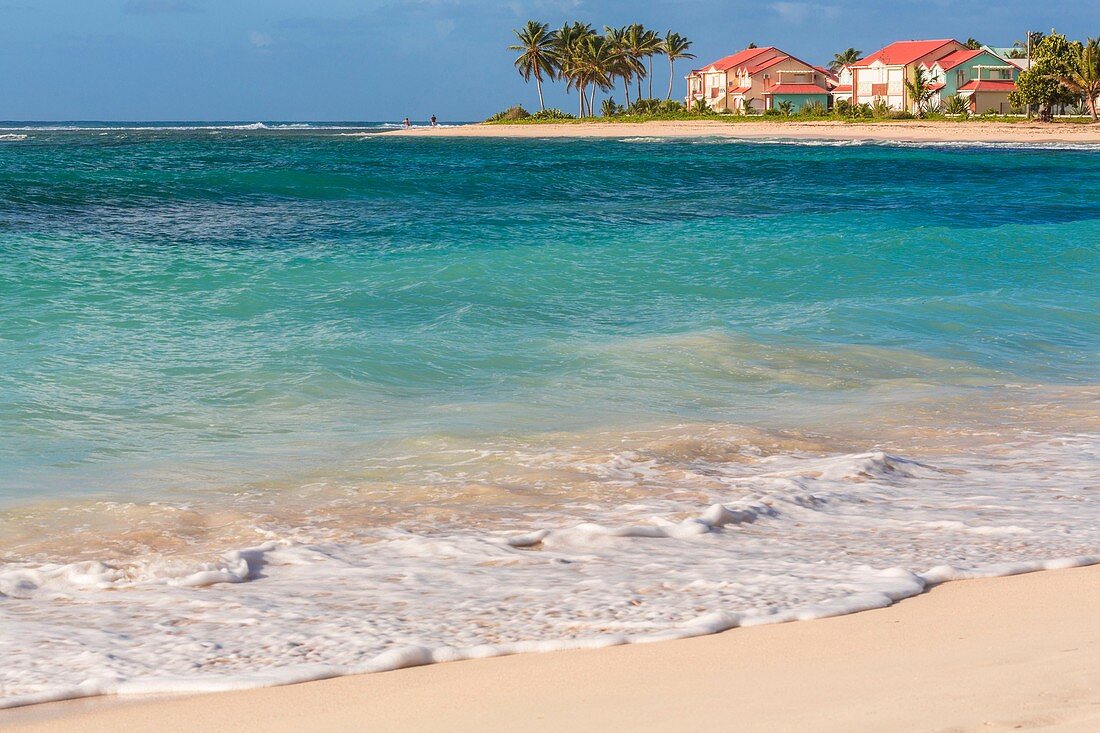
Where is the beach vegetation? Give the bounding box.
[904,66,937,117]
[1060,37,1100,122]
[871,98,891,118]
[964,38,984,50]
[777,100,794,116]
[1011,32,1081,121]
[944,95,970,117]
[663,32,696,101]
[486,105,532,122]
[508,21,695,118]
[829,47,861,73]
[799,100,827,116]
[601,98,620,117]
[531,108,575,120]
[509,21,560,112]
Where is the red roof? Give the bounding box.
[831,84,853,93]
[855,39,961,67]
[815,65,839,80]
[728,86,752,95]
[748,55,791,73]
[957,79,1016,93]
[931,48,983,71]
[928,82,945,91]
[764,84,829,94]
[703,47,777,72]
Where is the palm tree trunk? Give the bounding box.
[589,84,597,115]
[648,57,654,99]
[623,76,631,108]
[667,59,675,100]
[579,82,585,117]
[536,75,545,112]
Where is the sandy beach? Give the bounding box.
[391,119,1100,143]
[7,564,1099,733]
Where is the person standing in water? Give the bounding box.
[403,118,410,128]
[430,115,437,127]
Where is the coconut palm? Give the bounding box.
[555,22,596,117]
[508,21,559,112]
[572,34,619,117]
[1060,37,1100,122]
[904,66,936,116]
[829,47,861,73]
[663,32,696,100]
[605,26,642,108]
[642,28,664,99]
[777,99,794,116]
[622,24,655,102]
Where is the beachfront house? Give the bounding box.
[851,39,969,112]
[921,48,1020,114]
[830,65,854,105]
[686,46,832,113]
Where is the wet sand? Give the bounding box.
[8,564,1100,733]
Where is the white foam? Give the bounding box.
[0,134,28,141]
[1,435,1098,708]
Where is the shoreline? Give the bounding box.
[8,563,1100,732]
[387,119,1100,143]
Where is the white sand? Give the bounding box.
[390,119,1100,143]
[7,564,1100,732]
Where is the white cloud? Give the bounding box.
[248,30,274,48]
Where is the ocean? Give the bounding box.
[1,123,1098,706]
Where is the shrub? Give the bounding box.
[601,99,620,117]
[691,98,711,114]
[763,108,781,117]
[944,95,970,117]
[854,103,874,118]
[777,100,794,116]
[833,99,853,117]
[887,111,915,120]
[659,100,686,113]
[871,98,891,118]
[530,108,574,120]
[800,100,827,116]
[487,105,531,122]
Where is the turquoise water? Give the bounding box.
[2,127,1100,707]
[1,129,1098,504]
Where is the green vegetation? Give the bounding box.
[829,47,861,73]
[904,66,937,118]
[1011,32,1100,122]
[505,20,693,118]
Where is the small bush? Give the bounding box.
[799,100,827,116]
[888,111,915,120]
[833,99,853,117]
[763,108,781,117]
[487,105,531,122]
[530,108,574,120]
[871,99,891,118]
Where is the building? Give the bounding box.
[686,46,833,113]
[829,65,854,105]
[921,48,1020,114]
[850,39,969,111]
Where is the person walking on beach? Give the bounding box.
[403,117,410,128]
[430,115,437,127]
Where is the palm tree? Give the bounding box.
[663,32,695,100]
[605,26,640,108]
[964,38,983,50]
[904,66,936,116]
[1060,37,1100,122]
[777,99,794,116]
[555,22,595,117]
[623,24,654,102]
[829,47,861,73]
[572,34,619,117]
[508,21,559,112]
[642,28,664,99]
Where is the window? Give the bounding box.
[998,69,1012,80]
[957,70,965,86]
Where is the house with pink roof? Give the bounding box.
[850,39,969,111]
[686,46,833,113]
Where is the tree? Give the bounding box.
[944,94,970,117]
[555,22,596,117]
[571,34,619,117]
[508,21,559,111]
[1011,32,1080,120]
[605,26,643,108]
[964,38,983,50]
[829,47,861,73]
[777,99,794,116]
[622,24,660,101]
[663,32,696,100]
[1061,37,1100,122]
[904,66,936,116]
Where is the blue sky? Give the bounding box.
[0,1,1095,121]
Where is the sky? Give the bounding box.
[0,1,1096,121]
